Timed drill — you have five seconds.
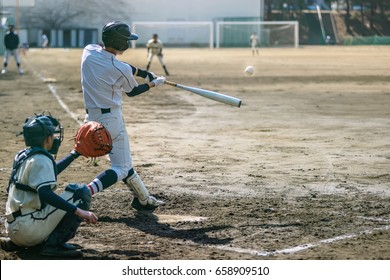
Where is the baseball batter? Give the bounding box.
[2,25,23,75]
[81,20,165,213]
[1,114,97,257]
[146,33,170,76]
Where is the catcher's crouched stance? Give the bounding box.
[1,113,97,257]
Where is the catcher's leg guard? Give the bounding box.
[44,212,82,248]
[41,213,83,257]
[41,184,90,257]
[146,62,151,71]
[124,172,164,213]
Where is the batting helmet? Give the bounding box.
[102,20,138,51]
[23,113,63,154]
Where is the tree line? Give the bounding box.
[264,0,390,33]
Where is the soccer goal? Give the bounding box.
[216,21,299,48]
[131,21,214,49]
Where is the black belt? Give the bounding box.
[6,209,22,223]
[12,210,22,218]
[86,108,111,114]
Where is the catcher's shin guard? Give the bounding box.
[45,212,82,247]
[124,172,164,212]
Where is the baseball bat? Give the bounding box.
[164,80,242,107]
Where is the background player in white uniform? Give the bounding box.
[41,32,49,48]
[82,21,166,213]
[146,33,170,76]
[250,32,259,56]
[1,113,97,257]
[2,25,23,75]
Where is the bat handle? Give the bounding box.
[164,80,177,87]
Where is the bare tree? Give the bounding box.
[22,1,83,29]
[21,0,131,29]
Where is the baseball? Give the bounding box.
[245,66,254,76]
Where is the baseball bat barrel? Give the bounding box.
[164,80,242,107]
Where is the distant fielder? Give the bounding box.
[41,32,49,49]
[2,25,23,75]
[146,33,170,76]
[250,32,259,56]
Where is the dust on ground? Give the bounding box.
[0,46,389,260]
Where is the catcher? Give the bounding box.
[1,113,98,257]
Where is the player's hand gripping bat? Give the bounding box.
[164,80,242,107]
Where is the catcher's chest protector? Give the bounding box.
[8,147,56,193]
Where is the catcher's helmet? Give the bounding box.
[102,20,138,51]
[23,113,63,154]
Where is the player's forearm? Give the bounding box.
[38,185,78,213]
[56,150,80,175]
[126,83,151,97]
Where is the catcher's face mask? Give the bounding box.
[46,115,64,155]
[23,112,64,155]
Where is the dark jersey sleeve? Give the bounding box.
[38,185,77,213]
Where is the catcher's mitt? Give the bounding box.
[74,121,113,158]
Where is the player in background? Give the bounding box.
[250,32,259,56]
[81,20,166,213]
[20,42,29,56]
[146,33,170,76]
[41,32,49,49]
[1,113,97,257]
[2,25,23,75]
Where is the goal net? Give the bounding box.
[216,21,299,48]
[131,21,214,48]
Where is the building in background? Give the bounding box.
[1,0,262,48]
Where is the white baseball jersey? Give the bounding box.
[250,34,258,47]
[81,44,138,109]
[41,34,49,47]
[146,39,163,55]
[5,153,75,247]
[81,44,135,180]
[6,154,56,214]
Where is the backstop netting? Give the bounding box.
[131,21,213,48]
[216,21,299,48]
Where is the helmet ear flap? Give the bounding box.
[102,37,129,51]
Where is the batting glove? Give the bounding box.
[152,76,166,87]
[145,71,157,82]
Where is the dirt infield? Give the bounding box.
[0,46,389,260]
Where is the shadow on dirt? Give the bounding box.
[99,213,234,245]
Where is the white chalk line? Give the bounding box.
[210,222,390,257]
[23,58,83,126]
[22,58,390,258]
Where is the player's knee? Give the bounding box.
[111,166,130,181]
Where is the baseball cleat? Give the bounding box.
[40,244,82,258]
[0,237,22,251]
[131,197,164,213]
